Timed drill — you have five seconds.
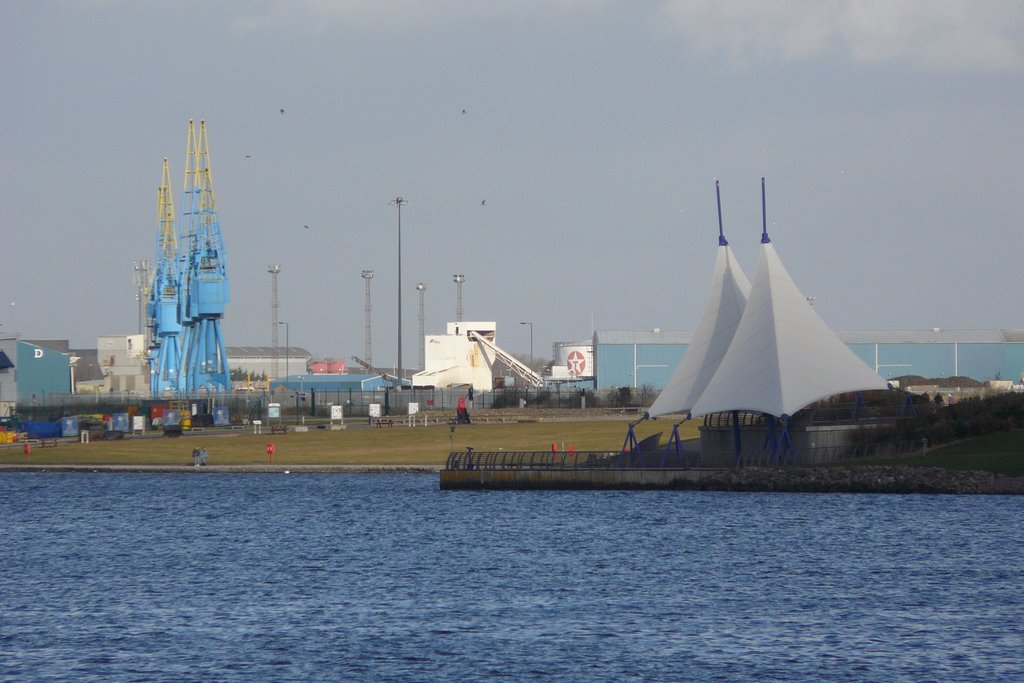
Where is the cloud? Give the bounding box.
[658,0,1024,71]
[229,0,1023,71]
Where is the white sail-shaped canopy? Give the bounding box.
[690,240,889,419]
[648,244,751,417]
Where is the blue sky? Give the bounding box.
[2,1,1022,365]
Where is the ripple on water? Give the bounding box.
[2,474,1023,682]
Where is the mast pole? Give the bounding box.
[716,179,727,246]
[760,177,771,244]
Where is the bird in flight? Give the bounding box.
[280,108,285,115]
[480,200,486,206]
[303,225,310,230]
[461,109,467,114]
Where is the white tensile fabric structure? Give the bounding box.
[690,237,889,419]
[648,241,751,418]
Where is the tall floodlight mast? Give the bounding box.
[133,260,151,342]
[453,274,465,322]
[416,282,427,370]
[390,196,407,387]
[148,157,183,395]
[269,265,282,378]
[180,120,231,392]
[362,270,374,365]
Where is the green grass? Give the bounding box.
[1,419,698,467]
[13,419,1019,476]
[864,430,1024,477]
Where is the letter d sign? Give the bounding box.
[34,349,43,359]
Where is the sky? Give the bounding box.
[2,1,1023,367]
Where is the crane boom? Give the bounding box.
[148,157,183,394]
[179,119,231,392]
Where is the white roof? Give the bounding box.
[648,243,750,417]
[691,239,889,419]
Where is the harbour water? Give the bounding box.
[2,473,1023,681]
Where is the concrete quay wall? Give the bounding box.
[440,466,1024,494]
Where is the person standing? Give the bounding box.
[200,447,208,467]
[192,446,200,467]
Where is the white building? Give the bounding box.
[98,334,149,394]
[412,321,545,392]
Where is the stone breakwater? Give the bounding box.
[682,466,1024,495]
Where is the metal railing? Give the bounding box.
[445,439,925,471]
[446,447,699,471]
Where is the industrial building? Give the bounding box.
[413,321,546,392]
[226,346,313,384]
[591,328,1024,391]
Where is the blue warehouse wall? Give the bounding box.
[1003,346,1024,383]
[849,342,1020,383]
[596,343,686,390]
[603,340,1024,391]
[17,342,70,399]
[957,344,1005,381]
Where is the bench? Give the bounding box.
[374,419,395,428]
[270,425,288,435]
[40,438,60,448]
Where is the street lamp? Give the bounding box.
[278,321,289,384]
[391,196,407,389]
[520,321,533,369]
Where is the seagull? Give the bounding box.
[461,109,467,114]
[280,108,285,115]
[303,224,310,230]
[480,200,486,206]
[245,154,252,158]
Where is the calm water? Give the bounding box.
[2,474,1023,682]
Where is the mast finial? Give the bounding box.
[716,179,727,246]
[760,177,771,244]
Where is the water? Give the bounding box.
[2,474,1023,682]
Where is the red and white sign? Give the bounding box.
[567,350,586,375]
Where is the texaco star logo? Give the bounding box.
[567,350,586,375]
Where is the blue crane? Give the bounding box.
[147,157,184,395]
[178,120,231,393]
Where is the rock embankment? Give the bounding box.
[686,466,1024,495]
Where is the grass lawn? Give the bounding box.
[863,430,1024,477]
[0,418,696,467]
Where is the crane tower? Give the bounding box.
[147,157,183,394]
[179,120,231,392]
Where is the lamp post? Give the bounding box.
[391,196,407,389]
[520,321,533,369]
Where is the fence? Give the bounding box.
[9,386,613,422]
[445,439,926,472]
